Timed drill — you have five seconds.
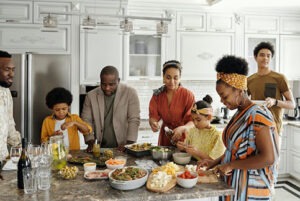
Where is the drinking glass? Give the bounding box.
[10,146,22,164]
[38,154,52,190]
[27,145,41,168]
[23,167,38,194]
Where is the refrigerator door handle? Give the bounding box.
[20,54,26,139]
[26,53,33,142]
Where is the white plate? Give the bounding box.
[84,169,111,180]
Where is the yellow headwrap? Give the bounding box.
[217,72,247,90]
[191,104,213,116]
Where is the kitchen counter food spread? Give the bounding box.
[0,149,234,201]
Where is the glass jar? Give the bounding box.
[92,144,100,158]
[49,135,67,171]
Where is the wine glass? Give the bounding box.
[27,144,41,168]
[10,146,22,164]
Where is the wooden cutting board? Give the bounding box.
[146,173,177,193]
[197,170,219,183]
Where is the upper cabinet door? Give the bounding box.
[33,2,72,24]
[80,27,123,84]
[0,1,32,23]
[245,15,279,34]
[207,13,235,32]
[177,12,206,31]
[177,32,234,80]
[280,35,300,80]
[280,17,300,34]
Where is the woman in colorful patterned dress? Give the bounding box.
[149,60,195,146]
[198,55,279,201]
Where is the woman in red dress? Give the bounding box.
[149,60,195,146]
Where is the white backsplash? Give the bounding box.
[126,80,230,119]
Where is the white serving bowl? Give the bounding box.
[105,158,126,170]
[108,166,148,190]
[83,162,96,172]
[176,171,198,188]
[173,153,191,165]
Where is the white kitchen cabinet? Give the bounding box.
[177,32,234,80]
[123,31,166,80]
[245,34,279,76]
[80,27,123,84]
[288,125,300,180]
[81,2,122,26]
[128,10,166,31]
[0,1,32,23]
[33,2,71,24]
[280,17,300,34]
[207,13,235,33]
[245,15,279,34]
[0,24,70,54]
[278,125,288,175]
[280,35,300,80]
[177,12,206,31]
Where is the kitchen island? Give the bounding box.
[0,150,234,201]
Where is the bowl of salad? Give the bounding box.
[108,166,148,190]
[150,146,174,161]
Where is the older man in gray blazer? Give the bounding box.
[81,66,140,152]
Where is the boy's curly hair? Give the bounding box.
[46,87,73,109]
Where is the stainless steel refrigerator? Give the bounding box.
[10,53,71,144]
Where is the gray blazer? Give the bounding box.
[81,83,140,146]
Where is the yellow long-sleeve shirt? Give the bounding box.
[41,113,92,150]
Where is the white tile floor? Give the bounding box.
[274,177,300,201]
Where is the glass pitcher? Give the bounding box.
[49,135,67,171]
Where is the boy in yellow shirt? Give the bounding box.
[41,87,92,150]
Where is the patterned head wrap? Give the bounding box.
[217,72,247,90]
[191,104,213,116]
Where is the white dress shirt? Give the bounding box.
[0,86,21,161]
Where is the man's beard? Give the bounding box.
[0,81,12,88]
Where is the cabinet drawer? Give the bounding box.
[207,14,235,32]
[245,16,279,34]
[34,2,71,24]
[0,1,32,23]
[0,24,70,54]
[177,12,206,31]
[280,17,300,34]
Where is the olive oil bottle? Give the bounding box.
[17,138,31,189]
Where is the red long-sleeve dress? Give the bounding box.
[149,86,195,146]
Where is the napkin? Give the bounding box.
[2,159,17,170]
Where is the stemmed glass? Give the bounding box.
[10,146,22,164]
[27,144,41,168]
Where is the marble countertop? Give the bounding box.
[0,150,234,201]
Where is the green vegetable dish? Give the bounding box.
[111,167,147,181]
